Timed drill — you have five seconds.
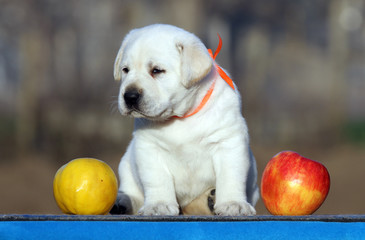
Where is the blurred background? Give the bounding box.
[1,0,365,215]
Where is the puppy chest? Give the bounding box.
[166,148,216,199]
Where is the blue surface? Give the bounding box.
[1,217,365,240]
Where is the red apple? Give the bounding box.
[261,151,330,215]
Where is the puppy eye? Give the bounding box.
[122,67,129,74]
[151,68,165,75]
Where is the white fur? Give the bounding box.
[114,24,259,216]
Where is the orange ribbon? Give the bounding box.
[208,34,235,90]
[173,34,234,119]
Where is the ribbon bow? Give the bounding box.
[208,34,235,90]
[173,34,234,119]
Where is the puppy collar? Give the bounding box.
[173,34,235,119]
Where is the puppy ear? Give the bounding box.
[113,45,124,81]
[114,30,134,81]
[177,38,213,88]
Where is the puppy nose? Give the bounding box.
[124,90,140,108]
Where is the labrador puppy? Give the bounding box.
[111,24,259,216]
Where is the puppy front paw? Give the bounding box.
[214,201,256,216]
[138,202,180,216]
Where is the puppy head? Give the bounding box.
[114,24,213,120]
